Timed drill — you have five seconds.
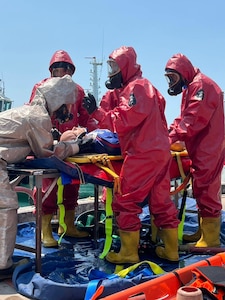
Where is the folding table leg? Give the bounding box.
[93,185,99,248]
[34,171,43,274]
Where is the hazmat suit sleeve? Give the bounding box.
[114,84,153,136]
[0,76,80,163]
[27,75,80,160]
[169,81,222,144]
[24,113,79,160]
[92,81,158,135]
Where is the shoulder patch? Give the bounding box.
[128,93,136,107]
[194,89,204,101]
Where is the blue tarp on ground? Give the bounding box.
[12,198,225,300]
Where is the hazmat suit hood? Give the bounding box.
[31,75,77,116]
[165,53,197,84]
[109,46,142,85]
[49,50,76,74]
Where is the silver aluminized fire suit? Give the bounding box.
[0,75,80,269]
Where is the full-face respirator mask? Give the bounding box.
[165,69,186,96]
[105,59,123,90]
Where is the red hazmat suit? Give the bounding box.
[92,46,179,231]
[29,50,97,215]
[167,53,225,218]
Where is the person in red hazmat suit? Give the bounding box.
[29,50,97,247]
[164,53,225,247]
[0,75,92,280]
[82,46,180,264]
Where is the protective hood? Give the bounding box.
[109,46,142,85]
[31,75,77,115]
[165,53,197,84]
[49,50,76,74]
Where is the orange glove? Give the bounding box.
[170,141,186,152]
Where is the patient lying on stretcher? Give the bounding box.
[60,127,186,155]
[60,127,121,156]
[60,127,189,181]
[60,127,190,211]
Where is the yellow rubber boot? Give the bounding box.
[106,230,140,264]
[183,213,201,242]
[42,214,58,248]
[155,228,179,262]
[195,217,221,247]
[151,216,158,243]
[58,210,89,238]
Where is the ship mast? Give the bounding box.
[85,57,103,105]
[0,78,13,111]
[0,79,5,95]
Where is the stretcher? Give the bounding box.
[64,150,191,194]
[94,252,225,300]
[11,150,191,273]
[16,150,191,199]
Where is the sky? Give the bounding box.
[0,0,225,124]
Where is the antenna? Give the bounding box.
[85,57,103,105]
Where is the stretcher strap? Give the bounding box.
[170,173,191,196]
[99,187,113,259]
[84,279,104,300]
[73,157,116,259]
[170,150,192,196]
[175,151,186,181]
[68,161,85,184]
[90,260,166,300]
[116,260,166,277]
[95,162,121,194]
[57,177,66,244]
[66,154,123,164]
[178,190,188,242]
[87,154,121,194]
[90,285,104,300]
[171,152,192,242]
[67,154,122,193]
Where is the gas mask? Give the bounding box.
[54,104,73,123]
[165,69,186,96]
[105,72,123,90]
[105,59,123,90]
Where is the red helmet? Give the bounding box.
[49,50,76,74]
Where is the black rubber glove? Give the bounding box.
[82,93,97,114]
[77,136,94,153]
[51,128,61,141]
